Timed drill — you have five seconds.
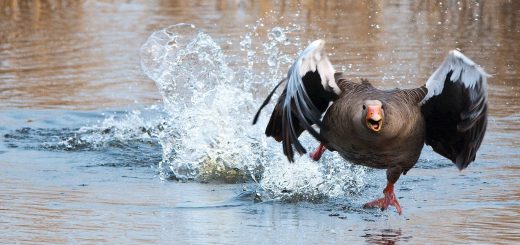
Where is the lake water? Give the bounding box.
[1,1,519,244]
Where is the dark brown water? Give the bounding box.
[1,1,519,244]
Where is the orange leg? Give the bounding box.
[309,143,326,161]
[363,182,402,215]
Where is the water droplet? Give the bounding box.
[269,27,287,43]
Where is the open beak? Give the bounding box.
[366,105,383,132]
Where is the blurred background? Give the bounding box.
[1,0,518,111]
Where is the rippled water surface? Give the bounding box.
[1,1,519,244]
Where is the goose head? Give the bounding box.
[362,100,384,133]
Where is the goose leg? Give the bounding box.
[309,143,326,161]
[363,166,403,214]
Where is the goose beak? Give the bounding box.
[366,105,383,132]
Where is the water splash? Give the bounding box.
[140,23,261,182]
[137,23,368,200]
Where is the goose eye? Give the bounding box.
[362,105,366,110]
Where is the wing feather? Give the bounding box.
[421,50,490,170]
[253,40,339,161]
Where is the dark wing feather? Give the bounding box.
[253,40,340,162]
[421,50,489,170]
[252,78,286,125]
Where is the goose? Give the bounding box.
[253,40,489,214]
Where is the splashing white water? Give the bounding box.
[139,23,368,200]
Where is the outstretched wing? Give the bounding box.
[421,50,490,170]
[253,40,340,162]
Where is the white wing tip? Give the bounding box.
[306,39,326,54]
[310,39,325,46]
[422,49,490,104]
[298,39,327,76]
[294,39,339,95]
[449,49,491,78]
[449,49,476,66]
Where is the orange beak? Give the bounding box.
[366,105,383,132]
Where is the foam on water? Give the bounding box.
[137,23,368,200]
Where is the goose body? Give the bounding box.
[253,40,489,214]
[322,80,426,180]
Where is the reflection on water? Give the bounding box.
[362,229,409,245]
[1,0,519,244]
